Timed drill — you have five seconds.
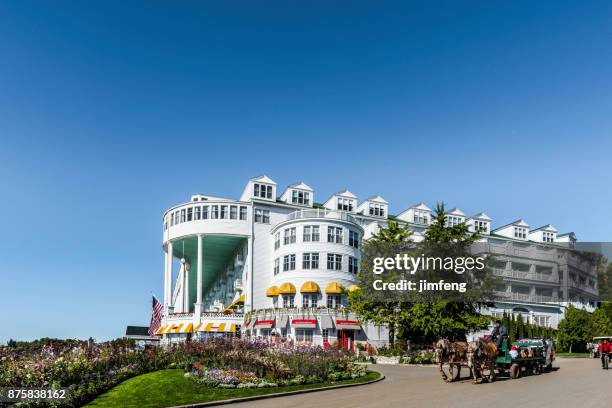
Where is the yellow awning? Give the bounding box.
[181,323,194,333]
[229,323,236,333]
[155,325,167,335]
[266,286,280,297]
[198,322,214,332]
[348,284,360,293]
[193,323,203,332]
[278,282,296,294]
[325,282,343,294]
[224,294,246,312]
[170,323,184,333]
[300,281,320,293]
[217,323,226,332]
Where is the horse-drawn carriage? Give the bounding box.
[435,336,554,384]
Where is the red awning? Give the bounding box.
[254,319,275,329]
[335,319,361,330]
[291,319,317,329]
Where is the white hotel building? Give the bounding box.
[155,175,598,347]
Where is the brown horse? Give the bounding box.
[435,339,469,382]
[467,339,497,383]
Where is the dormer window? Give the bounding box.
[254,183,273,199]
[514,227,527,239]
[445,216,464,227]
[368,203,385,217]
[413,210,429,225]
[542,231,554,243]
[474,220,489,232]
[337,198,354,212]
[291,190,310,205]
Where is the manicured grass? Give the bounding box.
[556,352,590,358]
[86,369,381,408]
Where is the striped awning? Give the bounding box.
[320,315,334,330]
[254,319,275,329]
[166,323,184,334]
[291,319,317,329]
[336,319,361,330]
[180,323,194,333]
[325,282,343,294]
[196,321,237,333]
[223,294,246,312]
[300,281,320,293]
[155,325,168,335]
[278,282,296,294]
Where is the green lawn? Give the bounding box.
[556,352,590,358]
[86,369,381,408]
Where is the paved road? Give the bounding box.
[232,358,611,408]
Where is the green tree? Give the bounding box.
[557,305,593,353]
[348,219,413,347]
[351,203,494,345]
[591,307,612,337]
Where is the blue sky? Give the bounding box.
[1,1,611,343]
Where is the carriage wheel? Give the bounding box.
[533,363,542,375]
[509,363,521,379]
[482,367,496,383]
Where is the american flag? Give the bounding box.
[148,296,164,336]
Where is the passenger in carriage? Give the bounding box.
[491,320,508,351]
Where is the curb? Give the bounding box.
[170,372,385,408]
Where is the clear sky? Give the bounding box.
[1,1,611,343]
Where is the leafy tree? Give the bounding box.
[591,307,612,337]
[350,203,494,345]
[557,305,593,353]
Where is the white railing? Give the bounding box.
[493,291,559,303]
[492,268,558,283]
[286,208,359,224]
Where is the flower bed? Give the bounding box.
[0,338,365,407]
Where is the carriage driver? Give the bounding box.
[491,320,508,350]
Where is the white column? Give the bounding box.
[184,264,190,313]
[195,234,203,316]
[164,241,173,315]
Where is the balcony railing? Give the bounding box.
[286,209,359,224]
[246,307,356,321]
[493,291,559,303]
[492,268,559,283]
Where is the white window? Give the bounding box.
[254,183,273,199]
[302,253,319,269]
[327,226,343,243]
[327,253,342,271]
[274,232,280,250]
[368,203,385,217]
[474,220,488,232]
[296,328,314,343]
[291,190,310,205]
[349,256,359,274]
[211,205,219,219]
[349,231,359,248]
[327,295,341,308]
[203,206,209,219]
[274,258,280,275]
[322,329,329,343]
[187,207,193,221]
[303,225,320,242]
[413,210,429,225]
[283,254,296,271]
[195,206,202,220]
[282,294,295,308]
[254,209,270,223]
[230,205,238,220]
[445,215,463,227]
[239,206,247,220]
[337,197,354,212]
[542,231,554,243]
[180,209,186,223]
[302,294,317,308]
[220,205,227,219]
[514,227,527,239]
[283,227,296,245]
